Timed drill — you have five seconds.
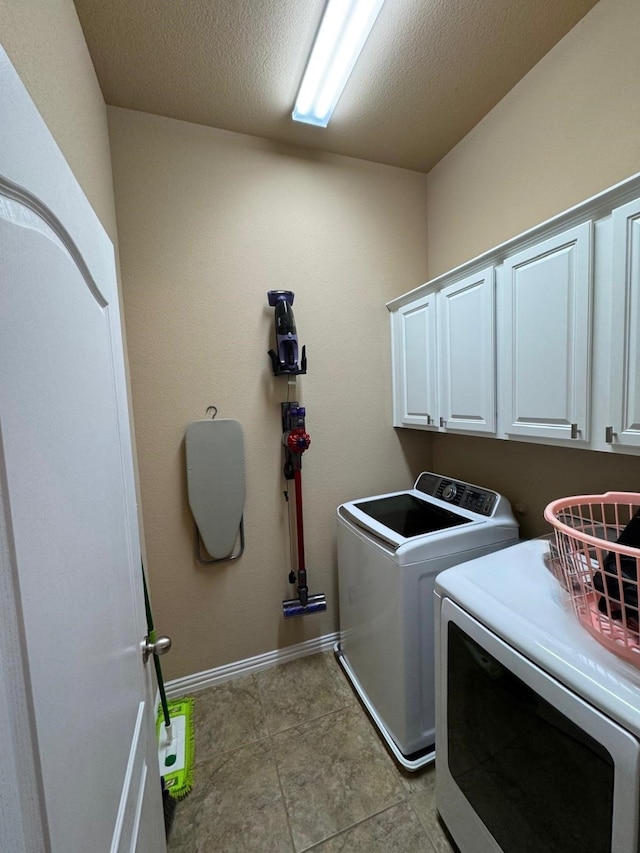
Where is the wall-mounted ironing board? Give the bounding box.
[185,418,245,564]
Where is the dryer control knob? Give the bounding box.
[442,483,457,501]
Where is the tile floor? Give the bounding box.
[167,650,458,852]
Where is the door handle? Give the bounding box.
[605,426,617,444]
[142,634,172,663]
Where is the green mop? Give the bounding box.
[142,565,195,800]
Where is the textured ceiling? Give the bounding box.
[73,0,599,174]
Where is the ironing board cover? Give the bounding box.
[185,418,245,559]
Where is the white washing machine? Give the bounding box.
[336,471,518,770]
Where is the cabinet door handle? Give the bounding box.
[426,415,433,425]
[605,426,617,444]
[439,417,446,428]
[570,423,580,439]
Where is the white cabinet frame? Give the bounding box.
[438,268,496,434]
[391,293,438,428]
[390,269,496,434]
[499,222,593,443]
[607,199,640,449]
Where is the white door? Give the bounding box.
[608,197,640,449]
[438,267,496,434]
[500,222,593,442]
[391,293,438,428]
[0,49,166,853]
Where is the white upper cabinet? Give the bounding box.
[390,268,496,434]
[392,293,438,428]
[607,198,640,449]
[437,268,496,433]
[389,173,640,454]
[500,222,593,442]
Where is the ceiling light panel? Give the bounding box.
[293,0,386,128]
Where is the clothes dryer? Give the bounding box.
[336,471,518,769]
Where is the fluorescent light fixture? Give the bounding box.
[293,0,386,128]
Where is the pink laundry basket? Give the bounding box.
[544,492,640,665]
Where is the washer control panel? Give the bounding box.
[442,482,457,501]
[415,472,497,516]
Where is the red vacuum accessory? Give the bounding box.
[286,429,311,455]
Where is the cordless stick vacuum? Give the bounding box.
[266,291,327,618]
[280,402,327,617]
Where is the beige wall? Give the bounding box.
[0,0,117,241]
[432,437,640,541]
[427,0,640,275]
[427,0,640,539]
[108,107,431,679]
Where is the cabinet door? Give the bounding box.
[438,267,496,433]
[608,199,640,448]
[501,222,592,441]
[392,294,438,428]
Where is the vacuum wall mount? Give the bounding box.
[266,291,326,618]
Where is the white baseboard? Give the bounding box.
[165,631,340,698]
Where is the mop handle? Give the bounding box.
[142,563,172,730]
[294,468,305,573]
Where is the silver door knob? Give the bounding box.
[142,634,172,663]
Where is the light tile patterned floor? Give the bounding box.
[167,651,458,852]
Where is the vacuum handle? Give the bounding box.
[294,468,305,573]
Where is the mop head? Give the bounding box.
[157,698,195,800]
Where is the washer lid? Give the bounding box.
[338,472,517,556]
[353,492,470,539]
[340,489,484,551]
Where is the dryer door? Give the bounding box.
[437,598,640,853]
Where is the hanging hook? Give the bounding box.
[206,406,218,419]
